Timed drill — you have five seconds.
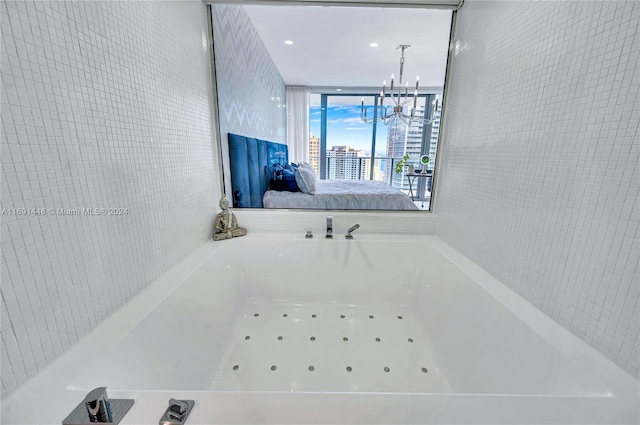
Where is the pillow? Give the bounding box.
[299,162,317,180]
[266,164,285,180]
[270,167,298,192]
[270,176,298,192]
[295,165,316,194]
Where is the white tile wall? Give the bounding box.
[0,1,220,398]
[436,1,639,377]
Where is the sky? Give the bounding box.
[310,104,389,156]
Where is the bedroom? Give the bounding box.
[211,3,452,211]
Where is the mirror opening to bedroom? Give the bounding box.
[209,2,453,212]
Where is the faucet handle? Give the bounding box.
[160,399,194,425]
[168,399,188,416]
[84,387,112,423]
[63,387,134,425]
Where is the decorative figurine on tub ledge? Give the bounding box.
[213,196,247,241]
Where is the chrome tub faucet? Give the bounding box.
[326,216,333,238]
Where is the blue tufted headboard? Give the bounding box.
[227,133,288,208]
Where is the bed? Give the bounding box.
[264,179,418,210]
[227,133,419,211]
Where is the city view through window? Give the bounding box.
[309,93,442,208]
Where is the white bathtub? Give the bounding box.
[2,234,638,424]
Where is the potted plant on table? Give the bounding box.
[394,154,410,174]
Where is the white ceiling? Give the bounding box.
[243,5,452,89]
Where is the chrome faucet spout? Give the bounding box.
[345,223,360,239]
[326,216,333,238]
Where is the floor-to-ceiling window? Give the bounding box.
[309,92,442,208]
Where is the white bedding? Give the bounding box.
[263,179,419,210]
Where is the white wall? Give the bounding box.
[211,4,286,143]
[436,1,639,377]
[211,4,287,200]
[0,1,220,398]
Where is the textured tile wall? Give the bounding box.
[0,1,220,398]
[211,4,286,143]
[435,1,639,377]
[211,4,287,199]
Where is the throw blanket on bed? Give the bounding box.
[263,179,419,210]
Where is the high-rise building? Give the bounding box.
[386,109,425,191]
[372,165,384,182]
[385,104,441,192]
[326,146,366,180]
[309,135,320,175]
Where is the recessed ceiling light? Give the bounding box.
[284,40,294,45]
[369,42,379,47]
[336,88,342,92]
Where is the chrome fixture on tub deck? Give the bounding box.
[326,216,333,238]
[159,398,194,425]
[62,387,134,425]
[345,224,360,239]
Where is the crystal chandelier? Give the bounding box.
[360,45,438,126]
